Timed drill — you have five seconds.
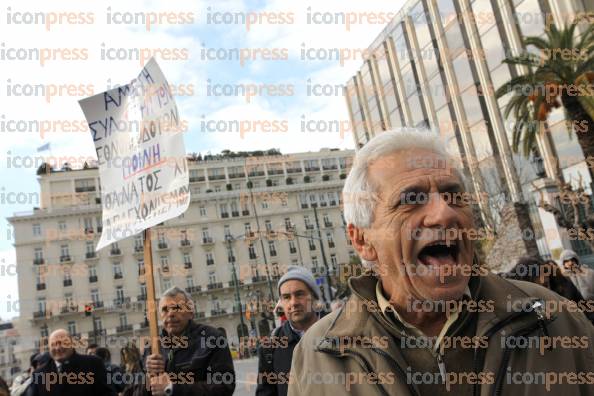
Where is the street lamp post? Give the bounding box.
[247,180,276,301]
[224,236,247,339]
[312,203,333,301]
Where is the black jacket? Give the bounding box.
[28,352,114,396]
[256,321,302,396]
[143,320,235,396]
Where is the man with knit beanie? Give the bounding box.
[559,249,594,301]
[256,266,321,396]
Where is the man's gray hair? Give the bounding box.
[161,286,195,311]
[342,128,464,268]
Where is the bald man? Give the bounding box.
[28,329,114,396]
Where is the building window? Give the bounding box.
[67,321,76,336]
[160,256,169,272]
[208,271,217,285]
[199,206,207,216]
[137,260,145,275]
[265,220,272,232]
[308,239,316,251]
[60,245,70,258]
[116,286,124,301]
[85,241,94,254]
[248,243,257,259]
[261,200,269,209]
[32,223,41,236]
[327,232,335,248]
[288,239,297,254]
[269,241,277,257]
[119,313,127,327]
[162,277,172,290]
[330,254,337,269]
[186,276,194,288]
[34,247,43,261]
[206,252,214,266]
[88,266,97,278]
[220,203,229,217]
[91,289,100,304]
[183,253,191,265]
[58,221,67,231]
[113,262,123,278]
[94,317,102,331]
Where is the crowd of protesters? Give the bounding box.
[3,129,594,395]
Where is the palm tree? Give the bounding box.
[495,21,594,180]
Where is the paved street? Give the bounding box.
[233,357,258,396]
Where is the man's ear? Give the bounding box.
[347,224,378,262]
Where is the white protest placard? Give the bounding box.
[79,58,190,251]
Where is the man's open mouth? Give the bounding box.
[417,240,458,267]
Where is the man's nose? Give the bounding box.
[422,192,458,228]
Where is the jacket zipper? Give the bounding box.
[370,347,421,396]
[319,346,391,396]
[472,311,527,396]
[492,322,542,396]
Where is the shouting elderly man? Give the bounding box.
[289,129,594,396]
[144,286,235,396]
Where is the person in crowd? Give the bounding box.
[505,256,583,301]
[144,286,235,396]
[0,375,10,396]
[10,353,50,396]
[120,343,144,396]
[558,249,594,301]
[256,266,321,396]
[28,329,113,396]
[86,344,98,356]
[288,128,594,396]
[91,347,125,395]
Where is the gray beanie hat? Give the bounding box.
[559,249,579,266]
[277,266,321,300]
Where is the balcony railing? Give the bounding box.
[36,283,46,291]
[33,258,44,265]
[324,221,333,227]
[305,224,314,230]
[286,168,302,173]
[60,304,78,314]
[247,171,265,177]
[208,174,226,181]
[322,165,338,170]
[137,294,147,301]
[184,261,192,269]
[289,248,297,254]
[270,250,277,257]
[211,309,227,316]
[231,211,240,217]
[93,301,104,309]
[75,186,96,193]
[189,176,206,182]
[328,242,335,249]
[84,227,94,235]
[251,275,267,283]
[60,255,72,263]
[267,169,284,175]
[185,285,201,293]
[89,275,98,283]
[134,245,144,253]
[33,310,46,318]
[63,279,73,287]
[228,173,245,179]
[228,280,244,288]
[202,237,214,244]
[242,210,250,216]
[110,248,122,256]
[116,324,133,333]
[85,252,97,259]
[206,259,215,266]
[249,253,257,260]
[180,239,191,247]
[207,282,223,290]
[112,297,131,306]
[157,242,169,250]
[227,255,236,263]
[114,273,123,279]
[221,212,229,218]
[88,329,106,338]
[305,167,320,172]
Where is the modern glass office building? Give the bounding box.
[344,0,593,262]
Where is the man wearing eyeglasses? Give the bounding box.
[144,286,235,396]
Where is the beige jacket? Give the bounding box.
[288,273,594,396]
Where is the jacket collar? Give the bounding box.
[318,270,554,352]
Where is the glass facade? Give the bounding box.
[344,0,590,258]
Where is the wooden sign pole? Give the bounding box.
[143,228,160,354]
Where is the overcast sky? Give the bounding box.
[0,0,406,320]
